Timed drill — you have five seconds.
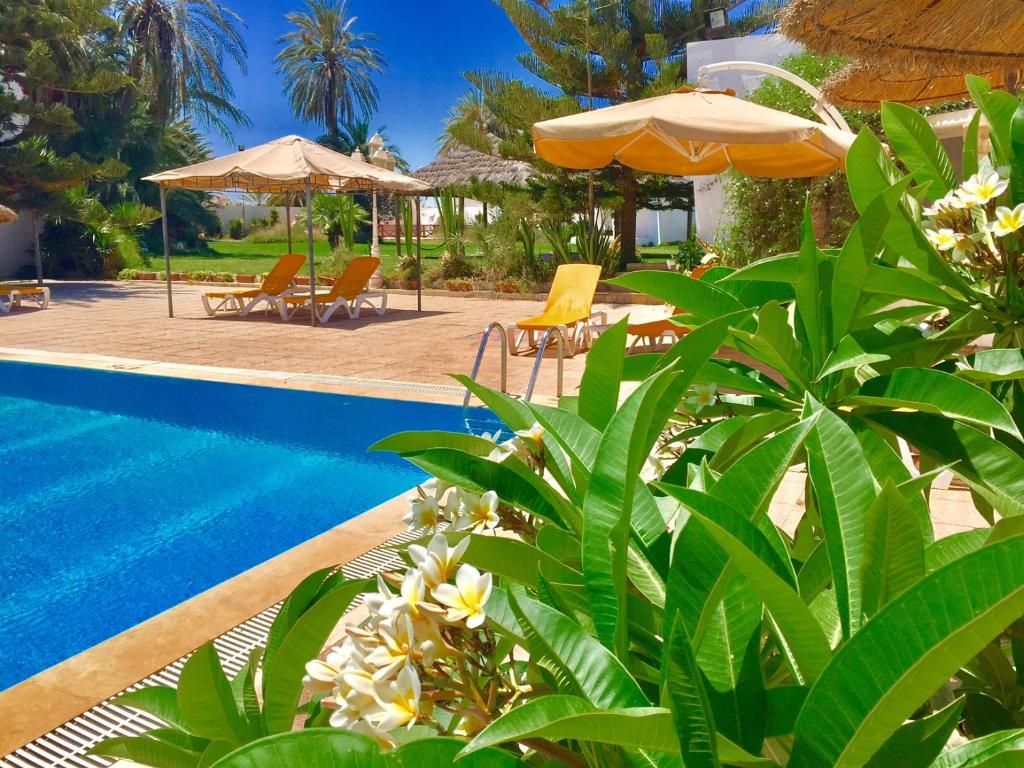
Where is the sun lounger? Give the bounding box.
[275,256,386,323]
[0,284,50,314]
[511,264,604,355]
[201,253,305,316]
[627,306,689,350]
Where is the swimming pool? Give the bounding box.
[0,361,496,692]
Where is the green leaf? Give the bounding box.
[866,412,1024,518]
[804,404,876,638]
[967,74,1018,168]
[579,316,627,429]
[607,271,745,321]
[177,644,247,746]
[790,536,1024,767]
[509,593,648,709]
[846,127,903,213]
[818,336,890,381]
[462,697,678,755]
[930,728,1024,768]
[369,431,502,457]
[210,728,383,768]
[436,531,580,590]
[451,374,534,431]
[958,349,1024,383]
[111,686,189,730]
[391,737,520,767]
[262,580,367,734]
[262,568,332,682]
[732,301,813,393]
[664,617,720,768]
[794,199,826,370]
[864,698,964,768]
[924,528,990,571]
[859,481,926,618]
[583,367,687,656]
[198,740,235,768]
[880,102,956,197]
[854,368,1022,439]
[659,486,832,685]
[963,108,982,179]
[90,735,201,768]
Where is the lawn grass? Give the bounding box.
[129,239,678,277]
[130,238,447,277]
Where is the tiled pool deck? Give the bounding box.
[0,280,989,759]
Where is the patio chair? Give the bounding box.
[275,256,386,323]
[201,253,305,317]
[511,264,604,356]
[0,284,50,314]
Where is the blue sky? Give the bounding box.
[212,0,543,171]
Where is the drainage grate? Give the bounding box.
[1,527,425,768]
[283,372,464,398]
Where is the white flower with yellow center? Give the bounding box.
[926,227,961,251]
[380,569,430,620]
[303,644,348,695]
[514,422,545,453]
[687,382,718,413]
[368,665,422,731]
[363,574,396,620]
[409,533,470,589]
[403,494,441,531]
[455,490,500,532]
[987,203,1024,237]
[364,614,415,680]
[432,564,493,629]
[960,171,1008,205]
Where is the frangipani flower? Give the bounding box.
[514,422,545,453]
[926,227,974,262]
[403,494,441,530]
[987,203,1024,237]
[380,569,430,620]
[303,645,348,694]
[960,171,1008,205]
[364,614,415,680]
[432,564,493,628]
[368,665,421,731]
[408,533,470,588]
[687,382,718,413]
[455,490,500,532]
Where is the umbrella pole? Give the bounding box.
[286,203,292,253]
[30,209,42,285]
[160,186,173,318]
[416,196,422,312]
[306,179,317,327]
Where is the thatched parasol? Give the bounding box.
[0,204,17,224]
[411,142,532,192]
[823,61,1009,109]
[781,0,1024,71]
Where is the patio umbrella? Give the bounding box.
[823,61,1011,109]
[0,204,16,224]
[144,135,429,324]
[532,87,855,178]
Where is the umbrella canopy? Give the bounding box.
[823,61,1009,109]
[143,135,429,194]
[0,204,17,224]
[781,0,1024,71]
[532,88,855,177]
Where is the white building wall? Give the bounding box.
[0,211,37,279]
[212,204,294,230]
[685,33,804,242]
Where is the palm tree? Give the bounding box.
[275,0,384,138]
[117,0,249,135]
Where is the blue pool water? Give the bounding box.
[0,361,496,692]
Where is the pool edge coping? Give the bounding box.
[0,491,410,756]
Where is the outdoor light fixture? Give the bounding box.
[705,6,729,40]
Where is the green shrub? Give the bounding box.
[116,268,139,280]
[228,219,245,239]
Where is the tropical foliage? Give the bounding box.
[93,78,1024,768]
[275,0,384,139]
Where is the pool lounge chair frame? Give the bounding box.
[509,263,605,357]
[0,285,50,314]
[201,253,306,317]
[275,256,387,323]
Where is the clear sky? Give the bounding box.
[211,0,544,171]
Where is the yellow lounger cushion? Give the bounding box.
[0,285,46,295]
[515,264,602,331]
[203,289,262,300]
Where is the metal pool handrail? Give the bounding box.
[524,325,566,403]
[463,322,508,407]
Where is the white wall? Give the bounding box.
[212,204,294,230]
[636,208,691,245]
[685,33,804,242]
[0,211,37,279]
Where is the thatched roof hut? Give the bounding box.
[781,0,1024,71]
[0,204,17,224]
[823,61,1007,109]
[411,142,533,192]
